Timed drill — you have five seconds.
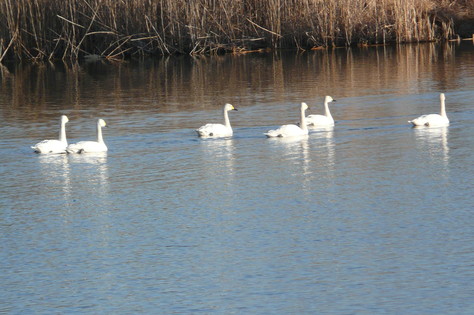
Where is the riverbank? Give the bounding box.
[1,0,473,63]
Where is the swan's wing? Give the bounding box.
[265,124,306,137]
[279,124,307,136]
[409,114,430,126]
[66,142,86,153]
[424,114,449,127]
[31,139,67,154]
[306,114,334,126]
[264,129,280,137]
[67,141,107,153]
[409,114,448,127]
[196,123,232,137]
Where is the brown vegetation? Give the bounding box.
[0,0,472,62]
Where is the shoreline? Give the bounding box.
[1,39,473,69]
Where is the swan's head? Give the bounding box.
[224,103,238,111]
[301,102,309,110]
[440,93,446,101]
[98,119,107,127]
[61,115,69,123]
[325,96,336,103]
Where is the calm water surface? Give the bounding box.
[1,43,474,314]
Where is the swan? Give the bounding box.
[265,102,309,137]
[66,119,108,153]
[306,95,336,127]
[31,115,69,154]
[409,93,449,127]
[196,103,238,138]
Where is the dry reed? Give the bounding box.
[0,0,471,62]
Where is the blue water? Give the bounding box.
[1,43,474,314]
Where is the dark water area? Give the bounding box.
[1,42,474,314]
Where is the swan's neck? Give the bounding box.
[223,109,231,129]
[300,107,307,131]
[440,98,447,118]
[324,101,333,120]
[59,121,67,144]
[97,123,104,143]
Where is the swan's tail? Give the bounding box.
[409,119,423,126]
[196,129,211,137]
[264,130,281,138]
[31,146,40,153]
[408,119,421,126]
[66,144,81,154]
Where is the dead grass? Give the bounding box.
[0,0,468,62]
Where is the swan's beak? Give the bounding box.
[233,108,238,111]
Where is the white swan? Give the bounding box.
[306,95,336,127]
[409,93,449,127]
[66,119,108,153]
[196,103,238,138]
[31,115,69,154]
[265,102,309,137]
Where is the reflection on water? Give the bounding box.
[265,135,313,196]
[196,138,237,205]
[198,138,235,158]
[1,43,473,126]
[198,138,235,177]
[413,126,450,169]
[37,152,110,221]
[37,154,72,203]
[67,151,108,166]
[265,135,309,164]
[63,152,111,251]
[1,42,474,314]
[66,152,109,198]
[310,126,335,170]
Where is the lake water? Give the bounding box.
[1,42,474,314]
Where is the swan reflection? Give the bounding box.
[267,135,312,193]
[198,138,235,177]
[266,135,310,164]
[67,152,108,165]
[67,152,110,203]
[413,126,449,167]
[37,152,69,166]
[37,154,73,216]
[311,126,336,175]
[37,153,71,192]
[270,134,310,157]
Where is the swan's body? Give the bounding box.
[31,115,69,154]
[67,119,108,153]
[409,93,449,127]
[306,96,336,127]
[265,102,309,138]
[196,103,238,138]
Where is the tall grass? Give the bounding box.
[0,0,470,62]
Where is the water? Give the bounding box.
[1,43,474,314]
